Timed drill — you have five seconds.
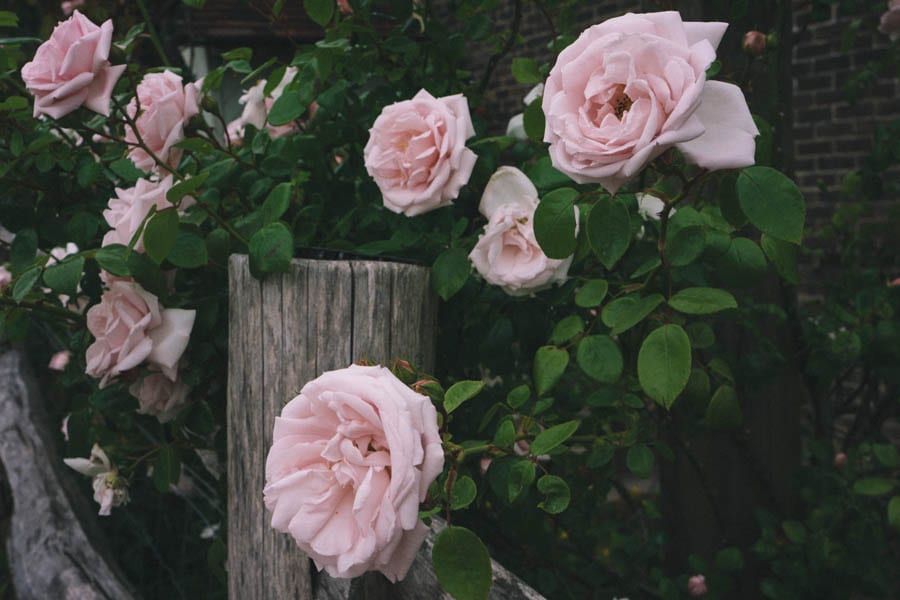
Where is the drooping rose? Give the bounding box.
[364,89,477,216]
[880,0,900,39]
[542,11,758,193]
[64,444,129,516]
[49,350,72,371]
[226,67,306,144]
[101,175,189,251]
[506,83,545,140]
[469,166,575,296]
[20,11,125,119]
[264,364,444,581]
[85,279,195,386]
[0,266,11,291]
[129,371,191,423]
[125,71,199,172]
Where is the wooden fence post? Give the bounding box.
[227,255,437,600]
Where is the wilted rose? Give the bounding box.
[21,11,125,119]
[469,166,575,296]
[364,89,476,216]
[125,71,199,172]
[129,371,191,423]
[264,364,444,581]
[542,11,758,193]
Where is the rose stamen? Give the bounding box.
[613,93,633,119]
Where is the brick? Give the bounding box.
[796,75,832,91]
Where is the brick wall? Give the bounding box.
[791,1,899,225]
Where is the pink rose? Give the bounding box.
[21,11,125,120]
[264,364,444,581]
[364,89,477,216]
[102,175,189,251]
[226,67,305,144]
[880,0,900,39]
[0,265,11,291]
[833,452,848,468]
[129,371,191,422]
[49,350,72,371]
[61,0,85,16]
[542,11,758,193]
[688,574,707,596]
[64,444,129,516]
[125,71,199,172]
[337,0,353,15]
[469,167,575,296]
[85,279,195,386]
[742,31,767,56]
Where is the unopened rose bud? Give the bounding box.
[834,452,848,467]
[688,574,707,597]
[742,31,767,56]
[49,350,72,371]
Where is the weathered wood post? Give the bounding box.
[227,254,437,600]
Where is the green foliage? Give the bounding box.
[638,324,692,409]
[433,527,492,600]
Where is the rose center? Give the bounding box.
[612,92,633,120]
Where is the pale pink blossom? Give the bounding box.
[880,0,900,39]
[64,444,128,516]
[364,89,476,216]
[226,67,306,144]
[101,175,191,251]
[337,0,353,15]
[469,167,575,296]
[49,350,72,371]
[833,452,848,468]
[85,279,195,386]
[264,364,444,581]
[0,266,11,291]
[125,71,199,172]
[129,370,191,422]
[21,11,125,119]
[688,574,707,597]
[61,0,85,16]
[542,11,758,193]
[742,31,767,56]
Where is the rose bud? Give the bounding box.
[742,31,767,56]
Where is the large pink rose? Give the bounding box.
[101,175,191,251]
[129,371,191,422]
[880,0,900,39]
[264,364,444,581]
[21,11,125,119]
[364,89,477,216]
[542,11,758,193]
[125,71,199,172]
[469,167,575,296]
[226,67,304,144]
[85,279,195,386]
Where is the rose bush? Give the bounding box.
[264,365,443,580]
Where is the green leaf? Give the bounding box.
[526,156,571,190]
[668,287,737,315]
[705,385,743,429]
[268,90,307,127]
[668,225,706,267]
[550,315,584,344]
[638,324,692,409]
[576,335,623,383]
[127,252,167,298]
[873,444,899,468]
[165,172,208,204]
[716,547,744,572]
[432,248,470,301]
[761,234,799,285]
[888,496,900,530]
[782,520,806,543]
[433,527,492,600]
[685,369,711,403]
[493,419,516,448]
[153,445,181,494]
[530,420,579,455]
[43,256,84,296]
[450,476,477,510]
[601,294,664,336]
[444,380,485,414]
[9,229,37,272]
[168,231,208,268]
[261,182,292,224]
[534,188,578,259]
[716,237,767,288]
[537,475,570,514]
[110,157,145,182]
[626,445,654,478]
[248,222,293,277]
[506,385,530,409]
[304,0,335,26]
[588,197,631,269]
[95,244,131,277]
[507,460,536,502]
[533,346,569,396]
[511,57,542,84]
[737,166,805,243]
[143,209,180,264]
[12,267,41,302]
[522,100,544,143]
[686,322,715,349]
[575,279,608,308]
[853,477,896,496]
